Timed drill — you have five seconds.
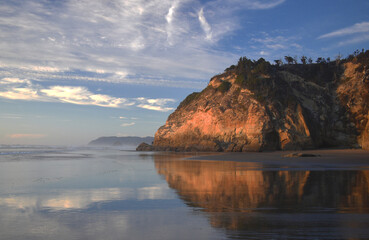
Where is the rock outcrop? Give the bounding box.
[336,57,369,149]
[144,51,369,152]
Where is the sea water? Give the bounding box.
[0,146,369,240]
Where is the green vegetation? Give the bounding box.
[235,74,245,85]
[178,92,200,109]
[217,81,231,93]
[351,49,369,72]
[219,49,367,104]
[224,56,273,102]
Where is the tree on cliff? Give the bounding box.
[301,56,307,64]
[284,56,294,64]
[274,59,283,67]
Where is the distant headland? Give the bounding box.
[89,136,154,147]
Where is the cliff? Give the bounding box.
[139,51,369,152]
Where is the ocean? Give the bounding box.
[0,145,369,239]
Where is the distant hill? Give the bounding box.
[88,136,154,147]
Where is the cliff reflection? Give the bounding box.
[154,157,369,231]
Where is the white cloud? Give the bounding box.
[28,66,62,72]
[249,33,302,58]
[136,97,176,112]
[7,133,46,139]
[244,0,286,10]
[166,2,177,24]
[0,79,176,111]
[121,122,136,127]
[0,87,41,100]
[137,104,174,112]
[0,78,29,84]
[318,22,369,39]
[115,71,129,78]
[336,34,369,47]
[0,113,23,119]
[259,50,269,56]
[87,68,106,74]
[41,86,132,108]
[198,8,212,40]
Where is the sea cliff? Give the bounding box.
[138,51,369,152]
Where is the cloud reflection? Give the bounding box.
[0,184,173,211]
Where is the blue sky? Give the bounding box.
[1,0,369,145]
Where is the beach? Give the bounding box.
[189,149,369,169]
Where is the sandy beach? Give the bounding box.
[189,149,369,169]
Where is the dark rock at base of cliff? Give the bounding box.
[283,152,321,158]
[136,143,155,151]
[136,143,224,152]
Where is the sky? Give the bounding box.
[1,0,369,145]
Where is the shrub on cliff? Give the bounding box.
[353,49,369,72]
[235,74,246,86]
[217,81,232,93]
[178,92,200,108]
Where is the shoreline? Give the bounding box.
[187,148,369,169]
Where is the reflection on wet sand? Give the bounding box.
[154,157,369,232]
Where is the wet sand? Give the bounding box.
[189,149,369,169]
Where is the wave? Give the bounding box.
[0,145,77,155]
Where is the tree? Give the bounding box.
[274,59,283,67]
[354,49,360,56]
[293,56,298,64]
[284,55,294,64]
[316,57,323,64]
[301,56,307,64]
[308,57,313,64]
[335,54,342,66]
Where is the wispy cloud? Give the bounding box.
[335,34,369,47]
[7,134,46,139]
[0,113,23,119]
[0,78,30,84]
[318,22,369,39]
[136,97,176,112]
[0,0,284,89]
[198,8,212,41]
[41,86,132,108]
[0,87,41,100]
[251,34,301,50]
[121,122,136,127]
[249,33,302,58]
[243,0,286,10]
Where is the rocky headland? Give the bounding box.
[138,51,369,152]
[89,136,153,147]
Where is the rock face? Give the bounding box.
[337,59,369,150]
[149,51,369,152]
